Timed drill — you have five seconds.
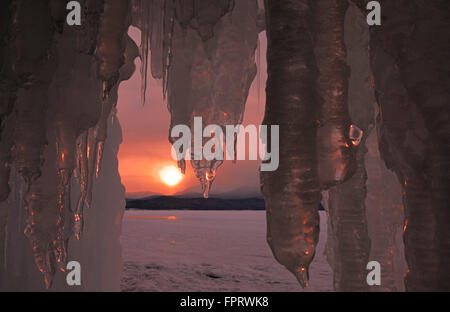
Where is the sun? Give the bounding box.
[159,165,183,187]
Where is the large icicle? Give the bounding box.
[138,0,151,106]
[131,0,166,105]
[85,33,139,212]
[262,0,321,288]
[95,0,130,98]
[0,0,134,290]
[10,0,58,288]
[48,0,105,249]
[314,0,356,189]
[163,0,258,197]
[262,0,363,288]
[325,3,407,292]
[12,0,55,188]
[93,0,130,167]
[3,0,132,288]
[53,121,74,270]
[0,114,14,278]
[352,0,450,291]
[78,1,135,237]
[0,1,17,203]
[324,3,372,291]
[365,117,406,292]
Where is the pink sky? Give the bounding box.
[117,28,267,197]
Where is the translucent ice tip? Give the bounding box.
[202,178,212,199]
[294,266,310,288]
[43,272,53,290]
[349,124,363,146]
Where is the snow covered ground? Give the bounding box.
[120,210,332,292]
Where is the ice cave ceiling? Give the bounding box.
[0,0,449,291]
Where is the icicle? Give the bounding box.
[365,121,406,291]
[93,98,110,179]
[324,2,372,291]
[177,159,186,175]
[0,115,15,202]
[54,168,69,269]
[84,100,110,206]
[139,0,151,106]
[191,157,223,199]
[232,133,238,164]
[256,36,261,116]
[165,0,258,194]
[162,1,175,99]
[23,189,55,289]
[365,0,449,289]
[86,126,99,209]
[92,114,108,181]
[74,132,88,239]
[262,0,320,288]
[54,121,75,270]
[72,119,106,240]
[95,141,105,179]
[315,0,356,190]
[0,0,18,166]
[150,0,165,79]
[75,22,137,232]
[95,0,130,98]
[0,215,7,275]
[11,0,58,289]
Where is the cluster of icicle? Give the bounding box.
[261,0,366,288]
[323,3,407,291]
[351,0,450,291]
[1,0,445,292]
[0,0,262,289]
[131,0,263,198]
[0,0,137,288]
[263,0,449,292]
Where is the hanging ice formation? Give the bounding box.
[0,0,448,292]
[0,0,135,289]
[261,0,448,291]
[261,0,361,288]
[323,3,406,291]
[132,0,261,198]
[351,0,450,291]
[0,0,260,290]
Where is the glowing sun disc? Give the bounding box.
[160,166,183,186]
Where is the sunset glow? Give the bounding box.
[159,166,183,186]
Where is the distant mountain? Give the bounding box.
[126,196,265,210]
[125,186,261,200]
[125,191,161,199]
[212,187,262,199]
[174,185,262,199]
[126,195,325,211]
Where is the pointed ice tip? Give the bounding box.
[349,124,363,146]
[202,187,209,198]
[178,160,186,175]
[43,272,53,290]
[202,179,212,199]
[294,266,310,288]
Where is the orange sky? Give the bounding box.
[117,28,267,197]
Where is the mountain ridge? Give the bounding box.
[126,196,265,210]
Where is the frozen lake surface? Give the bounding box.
[120,210,332,292]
